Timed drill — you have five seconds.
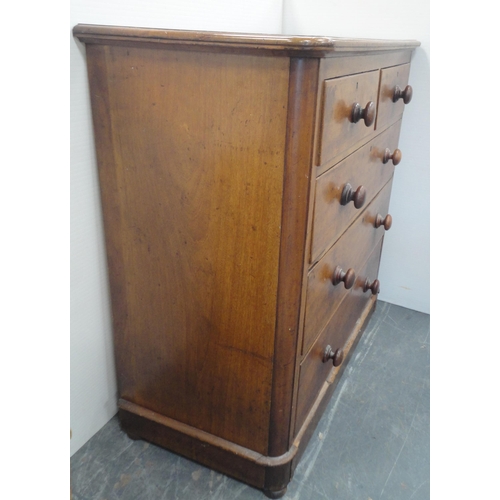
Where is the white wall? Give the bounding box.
[70,0,284,456]
[71,0,429,455]
[283,0,430,314]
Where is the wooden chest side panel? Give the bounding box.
[86,44,290,455]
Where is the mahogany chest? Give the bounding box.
[74,24,419,497]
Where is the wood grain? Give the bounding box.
[290,294,376,463]
[87,43,290,454]
[303,178,393,355]
[376,63,412,130]
[311,121,401,263]
[296,237,384,432]
[318,70,380,166]
[312,51,412,174]
[74,24,420,56]
[268,57,319,459]
[118,405,267,488]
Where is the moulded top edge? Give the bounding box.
[72,24,421,53]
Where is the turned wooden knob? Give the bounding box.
[392,84,413,104]
[341,183,366,209]
[374,213,392,230]
[332,266,355,289]
[323,345,344,367]
[363,278,380,295]
[383,148,402,165]
[351,101,376,126]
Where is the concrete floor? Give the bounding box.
[70,301,430,500]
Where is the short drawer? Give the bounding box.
[295,237,383,433]
[303,178,393,355]
[311,121,401,263]
[317,70,379,167]
[376,63,412,131]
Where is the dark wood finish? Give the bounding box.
[267,57,319,459]
[318,70,380,166]
[118,403,266,488]
[295,238,384,431]
[313,50,414,174]
[332,266,356,288]
[291,296,377,468]
[363,278,381,295]
[393,84,413,104]
[119,398,305,488]
[303,179,393,354]
[341,183,367,208]
[351,101,376,126]
[374,213,393,230]
[85,42,290,455]
[74,24,418,495]
[73,24,420,57]
[376,63,412,130]
[322,345,345,366]
[263,488,288,499]
[311,121,401,263]
[383,147,402,165]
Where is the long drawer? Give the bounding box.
[295,237,384,433]
[311,121,401,264]
[303,178,393,355]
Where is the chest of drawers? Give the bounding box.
[74,24,419,498]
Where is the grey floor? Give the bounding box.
[71,301,429,500]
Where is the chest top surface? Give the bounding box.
[73,24,420,56]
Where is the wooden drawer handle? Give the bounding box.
[383,148,402,165]
[323,345,344,367]
[332,266,355,289]
[374,213,392,230]
[341,183,366,209]
[351,101,376,127]
[363,278,380,295]
[392,84,413,104]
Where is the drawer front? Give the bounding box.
[311,121,401,263]
[376,63,411,131]
[303,178,393,355]
[318,70,380,167]
[296,238,384,433]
